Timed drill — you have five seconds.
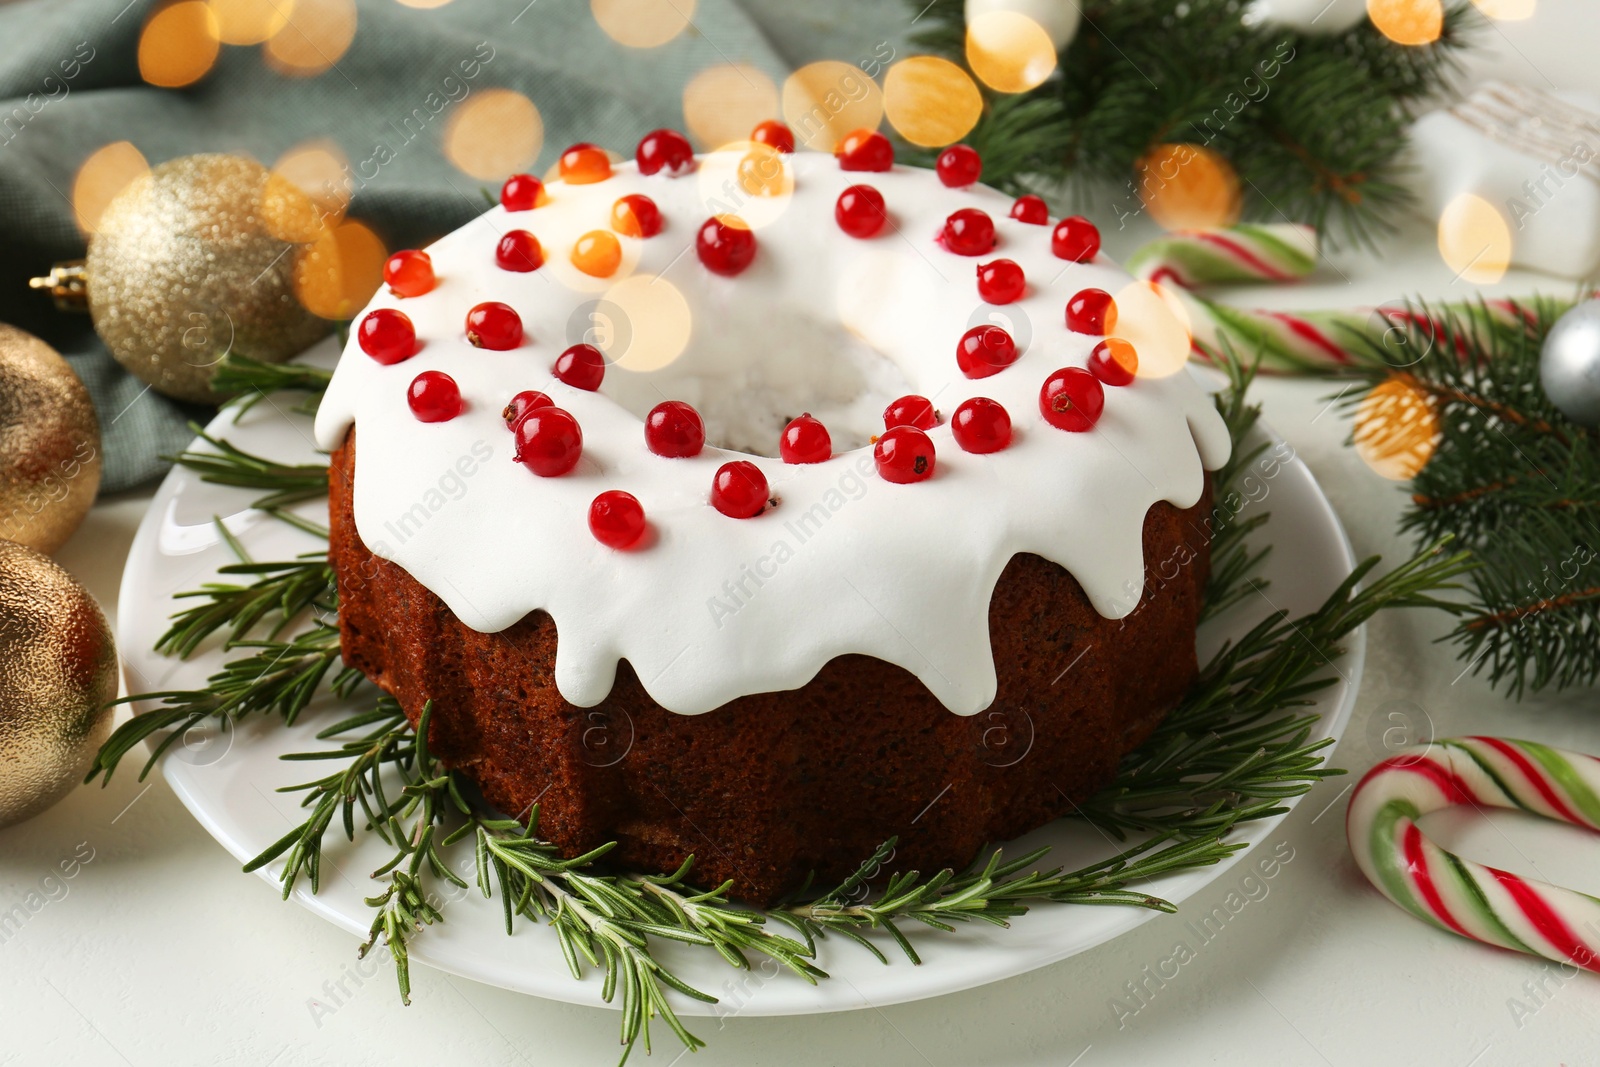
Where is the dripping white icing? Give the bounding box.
[314,150,1232,716]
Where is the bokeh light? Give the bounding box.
[394,0,453,8]
[1437,192,1511,284]
[781,61,885,152]
[965,11,1057,94]
[682,63,780,149]
[139,2,221,88]
[1137,143,1243,232]
[697,142,792,229]
[1112,280,1193,379]
[736,141,790,198]
[72,142,151,234]
[208,0,292,44]
[1354,377,1439,481]
[592,0,695,48]
[1472,0,1535,18]
[443,88,544,180]
[883,56,982,148]
[1367,0,1443,45]
[264,0,357,77]
[271,139,350,227]
[293,219,387,320]
[605,274,692,371]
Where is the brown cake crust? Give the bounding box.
[329,430,1212,905]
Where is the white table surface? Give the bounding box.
[8,6,1600,1065]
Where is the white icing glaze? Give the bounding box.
[314,148,1231,716]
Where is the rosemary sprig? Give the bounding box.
[165,423,330,512]
[212,353,332,416]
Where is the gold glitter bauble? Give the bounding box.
[0,324,102,554]
[0,539,117,828]
[86,153,330,404]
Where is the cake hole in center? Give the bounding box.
[600,305,914,458]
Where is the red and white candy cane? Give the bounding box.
[1346,736,1600,971]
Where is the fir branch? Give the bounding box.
[212,354,331,416]
[165,423,331,512]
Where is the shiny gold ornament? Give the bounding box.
[0,325,102,553]
[0,539,117,828]
[42,154,330,404]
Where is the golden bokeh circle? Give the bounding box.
[605,274,693,372]
[1437,192,1511,285]
[395,0,454,8]
[780,61,884,152]
[1112,280,1193,379]
[1367,0,1444,45]
[208,0,292,44]
[592,0,696,48]
[696,142,792,230]
[682,63,780,150]
[293,219,387,320]
[1354,377,1440,481]
[883,56,982,148]
[443,88,544,180]
[965,11,1057,94]
[72,142,151,235]
[264,0,358,77]
[270,139,350,229]
[1137,143,1243,232]
[139,2,221,88]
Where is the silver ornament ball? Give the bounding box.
[1540,299,1600,427]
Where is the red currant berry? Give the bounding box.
[500,173,544,211]
[976,258,1025,304]
[466,302,522,350]
[514,407,583,476]
[835,184,887,238]
[560,142,612,184]
[936,144,982,187]
[696,216,756,276]
[750,119,796,154]
[1010,195,1049,225]
[874,426,936,483]
[645,400,705,457]
[956,325,1018,379]
[711,461,769,518]
[495,229,544,272]
[1089,338,1139,386]
[883,394,937,431]
[780,414,831,464]
[589,490,646,549]
[1066,288,1116,335]
[1052,216,1101,262]
[951,397,1012,454]
[358,308,416,365]
[384,249,434,297]
[554,343,605,391]
[610,194,662,238]
[1039,367,1104,432]
[502,390,552,429]
[836,128,893,172]
[942,208,995,256]
[636,128,695,177]
[408,371,461,423]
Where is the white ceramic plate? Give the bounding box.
[117,339,1362,1017]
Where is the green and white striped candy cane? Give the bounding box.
[1346,736,1600,971]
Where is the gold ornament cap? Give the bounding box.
[0,324,102,553]
[81,153,330,404]
[0,538,117,829]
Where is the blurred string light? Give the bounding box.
[1354,377,1440,480]
[965,11,1056,93]
[71,142,151,233]
[263,139,350,242]
[882,56,981,147]
[394,0,454,8]
[1367,0,1443,45]
[444,88,543,180]
[139,2,221,88]
[592,0,695,48]
[682,63,779,148]
[605,274,692,371]
[1437,192,1511,284]
[780,61,883,152]
[1472,0,1535,18]
[264,0,357,77]
[207,0,292,44]
[293,218,387,320]
[697,142,791,228]
[1137,143,1243,231]
[1111,280,1193,379]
